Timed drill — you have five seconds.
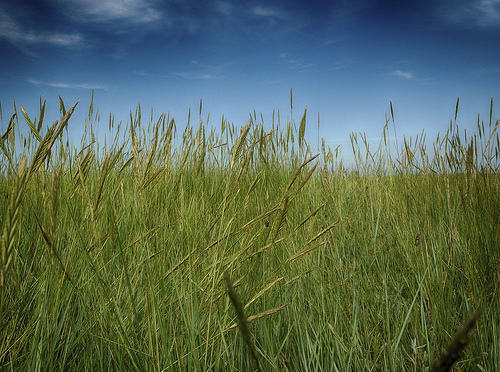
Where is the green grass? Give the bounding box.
[0,94,499,371]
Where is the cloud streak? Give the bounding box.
[278,54,315,71]
[28,79,108,90]
[251,5,288,19]
[173,72,215,80]
[436,0,500,28]
[391,70,414,79]
[53,0,163,24]
[475,0,500,25]
[0,7,82,48]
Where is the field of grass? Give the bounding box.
[1,94,499,371]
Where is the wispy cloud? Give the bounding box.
[278,54,315,71]
[475,0,500,25]
[212,1,307,37]
[190,60,207,67]
[135,70,151,77]
[28,79,108,90]
[214,1,289,20]
[436,0,500,28]
[27,79,43,85]
[47,82,108,90]
[54,0,163,24]
[173,72,215,80]
[477,66,500,74]
[252,5,287,19]
[215,1,234,16]
[0,8,82,48]
[391,70,414,79]
[167,59,228,80]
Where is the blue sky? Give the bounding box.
[1,0,499,162]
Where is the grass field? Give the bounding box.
[1,94,499,371]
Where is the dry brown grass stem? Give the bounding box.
[431,308,482,372]
[224,271,261,372]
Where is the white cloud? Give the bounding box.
[475,0,500,25]
[278,54,315,71]
[173,72,215,80]
[27,79,43,85]
[215,1,234,16]
[253,6,276,17]
[477,67,500,74]
[56,0,163,23]
[438,0,500,28]
[391,70,414,79]
[252,5,287,19]
[44,33,83,46]
[0,8,82,47]
[135,70,150,77]
[28,80,108,90]
[47,82,108,90]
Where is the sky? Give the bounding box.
[1,0,499,164]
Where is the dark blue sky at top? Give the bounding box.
[1,0,499,161]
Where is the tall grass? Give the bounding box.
[0,93,498,371]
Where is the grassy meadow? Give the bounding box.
[0,94,499,371]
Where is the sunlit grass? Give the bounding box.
[0,92,498,371]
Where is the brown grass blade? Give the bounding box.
[431,309,482,372]
[224,271,261,372]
